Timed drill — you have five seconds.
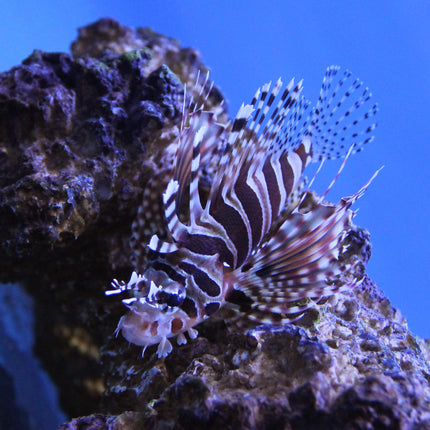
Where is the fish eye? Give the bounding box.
[155,281,186,307]
[156,290,184,307]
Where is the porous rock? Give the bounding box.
[87,276,429,430]
[0,18,429,429]
[0,17,224,418]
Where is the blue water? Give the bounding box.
[0,283,66,430]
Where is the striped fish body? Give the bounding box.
[108,67,378,358]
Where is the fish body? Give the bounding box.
[107,66,378,358]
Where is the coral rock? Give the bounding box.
[0,18,428,430]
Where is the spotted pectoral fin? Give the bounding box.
[228,193,360,324]
[309,66,378,161]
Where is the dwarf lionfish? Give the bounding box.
[107,66,378,358]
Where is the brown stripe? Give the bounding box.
[204,302,220,316]
[210,196,249,268]
[150,321,159,336]
[181,297,197,318]
[295,142,311,165]
[262,158,281,221]
[183,234,234,268]
[279,152,295,196]
[232,117,248,132]
[179,262,221,297]
[171,318,183,334]
[234,168,262,249]
[151,261,186,285]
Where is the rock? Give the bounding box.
[0,18,429,429]
[0,17,224,419]
[93,278,430,430]
[0,17,225,280]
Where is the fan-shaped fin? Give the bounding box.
[228,169,380,323]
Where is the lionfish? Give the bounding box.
[107,66,379,358]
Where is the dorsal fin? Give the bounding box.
[147,67,379,272]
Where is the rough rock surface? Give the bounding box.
[88,277,430,430]
[0,18,224,418]
[0,18,429,429]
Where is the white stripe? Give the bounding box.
[164,202,175,220]
[248,166,272,242]
[270,157,287,211]
[236,103,255,120]
[163,180,179,204]
[148,235,179,254]
[286,152,303,189]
